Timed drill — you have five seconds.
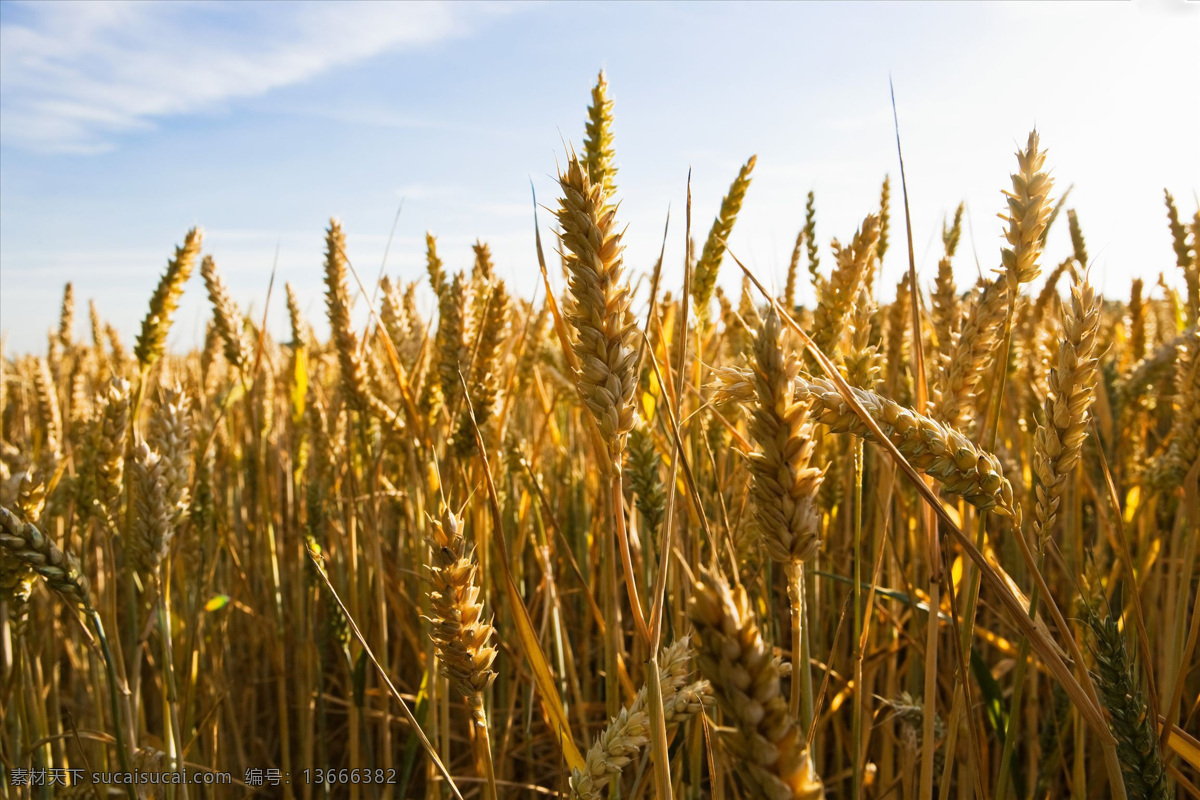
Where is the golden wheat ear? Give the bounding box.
[134,227,203,371]
[555,154,639,473]
[999,130,1053,294]
[424,507,498,714]
[692,154,757,318]
[688,568,825,800]
[0,506,92,611]
[570,638,710,800]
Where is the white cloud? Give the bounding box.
[0,1,501,154]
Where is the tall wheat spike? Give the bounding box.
[746,309,825,564]
[426,231,447,299]
[134,228,203,371]
[58,282,75,347]
[148,384,193,525]
[804,190,820,285]
[201,255,252,378]
[437,272,468,413]
[877,175,891,264]
[692,155,757,317]
[556,155,639,472]
[1165,189,1198,326]
[129,441,173,575]
[1151,327,1200,490]
[454,279,509,454]
[1067,208,1089,266]
[999,130,1054,294]
[784,228,805,312]
[1032,280,1103,544]
[811,215,880,359]
[934,275,1008,431]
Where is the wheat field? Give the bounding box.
[1,72,1198,800]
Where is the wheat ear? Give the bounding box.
[804,190,820,285]
[626,421,665,536]
[436,272,467,412]
[570,638,710,800]
[200,255,252,377]
[1032,280,1104,544]
[58,281,75,347]
[717,371,1016,518]
[746,309,825,564]
[1067,208,1088,266]
[454,279,510,455]
[129,441,173,575]
[425,507,497,714]
[934,275,1008,431]
[1165,189,1198,326]
[0,505,91,610]
[999,130,1054,294]
[688,568,825,800]
[556,154,640,472]
[1087,609,1172,800]
[94,377,131,525]
[783,228,805,311]
[692,155,758,316]
[32,356,62,460]
[1151,327,1200,491]
[811,215,880,359]
[148,384,193,525]
[135,227,202,371]
[322,220,404,434]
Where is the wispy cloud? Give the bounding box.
[0,1,506,154]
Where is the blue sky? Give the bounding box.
[2,0,1198,354]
